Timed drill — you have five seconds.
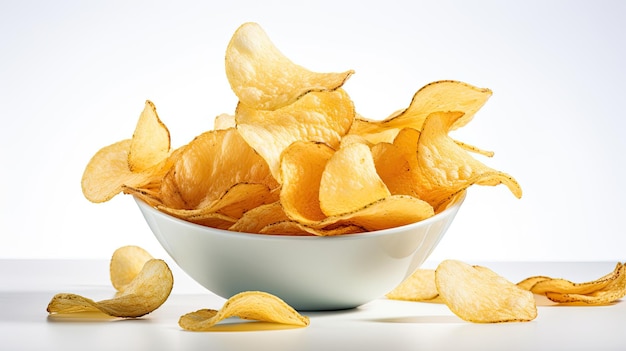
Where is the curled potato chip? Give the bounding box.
[229,201,290,233]
[319,142,390,216]
[414,111,522,210]
[110,245,154,292]
[82,101,172,203]
[349,80,492,138]
[435,260,537,323]
[518,262,626,305]
[236,89,354,182]
[47,259,173,318]
[178,291,310,331]
[316,195,434,232]
[386,269,439,302]
[225,22,353,111]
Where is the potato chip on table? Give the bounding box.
[47,247,173,318]
[179,291,310,331]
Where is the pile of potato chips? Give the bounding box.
[81,22,522,235]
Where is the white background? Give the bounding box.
[1,0,624,261]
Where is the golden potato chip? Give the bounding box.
[47,259,173,318]
[225,22,353,111]
[435,260,537,323]
[280,141,335,224]
[236,89,354,183]
[414,111,522,210]
[128,100,171,172]
[178,291,310,331]
[159,128,278,210]
[228,201,290,233]
[386,269,439,302]
[316,195,434,232]
[348,80,492,138]
[82,101,173,203]
[319,142,390,216]
[110,245,154,292]
[519,262,626,305]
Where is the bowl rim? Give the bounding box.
[135,191,465,242]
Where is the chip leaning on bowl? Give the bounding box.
[79,22,522,310]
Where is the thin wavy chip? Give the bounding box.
[110,245,154,292]
[527,262,624,295]
[386,269,439,302]
[47,259,173,318]
[236,89,354,183]
[316,195,434,232]
[518,262,626,305]
[435,260,537,323]
[81,101,173,203]
[414,111,522,211]
[229,201,289,233]
[348,80,492,137]
[178,291,310,331]
[225,22,353,110]
[128,100,171,172]
[319,142,390,216]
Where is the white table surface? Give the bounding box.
[2,259,625,351]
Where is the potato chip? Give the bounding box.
[316,195,434,232]
[128,100,171,172]
[159,128,278,210]
[386,269,439,302]
[228,201,289,233]
[519,262,626,305]
[47,259,173,318]
[82,101,173,203]
[178,291,310,331]
[225,22,353,111]
[435,260,537,323]
[319,142,390,216]
[414,111,522,210]
[348,80,492,138]
[110,245,154,292]
[236,89,354,183]
[279,141,334,224]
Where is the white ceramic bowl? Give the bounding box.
[135,193,464,311]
